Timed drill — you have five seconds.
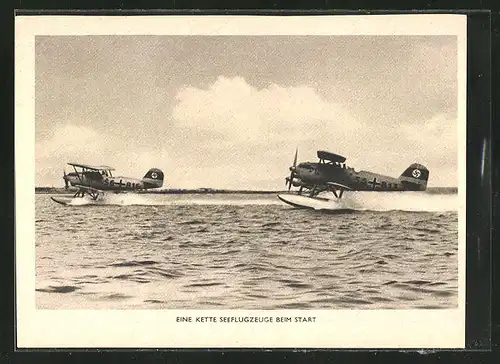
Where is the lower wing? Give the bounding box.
[74,184,103,193]
[326,182,353,190]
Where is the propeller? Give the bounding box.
[63,169,69,190]
[286,148,298,190]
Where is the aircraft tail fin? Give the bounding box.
[142,168,164,189]
[398,163,429,191]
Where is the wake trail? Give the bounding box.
[166,199,283,206]
[63,194,283,207]
[311,191,457,212]
[59,191,457,211]
[66,194,159,206]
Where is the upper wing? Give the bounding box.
[317,151,346,163]
[95,165,115,171]
[68,162,115,171]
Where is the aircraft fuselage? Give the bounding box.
[65,172,152,191]
[293,162,425,191]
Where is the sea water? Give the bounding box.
[34,192,458,309]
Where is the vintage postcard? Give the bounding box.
[16,14,467,348]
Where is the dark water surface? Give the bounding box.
[35,192,458,309]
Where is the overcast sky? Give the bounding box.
[35,35,458,189]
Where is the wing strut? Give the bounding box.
[73,185,103,200]
[72,165,83,185]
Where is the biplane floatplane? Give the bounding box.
[51,162,164,205]
[278,149,429,209]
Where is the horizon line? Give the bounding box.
[34,186,459,190]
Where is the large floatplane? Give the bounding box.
[277,150,429,211]
[51,162,164,205]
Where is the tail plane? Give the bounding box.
[398,163,429,191]
[142,168,164,189]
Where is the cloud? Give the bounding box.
[399,112,458,186]
[170,76,457,188]
[35,36,459,189]
[168,77,366,189]
[36,77,458,189]
[172,76,360,145]
[35,124,169,187]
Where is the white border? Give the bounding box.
[15,14,467,348]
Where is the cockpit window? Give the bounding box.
[299,163,314,171]
[86,171,103,180]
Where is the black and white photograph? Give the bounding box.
[16,14,467,348]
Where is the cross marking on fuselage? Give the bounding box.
[368,177,380,190]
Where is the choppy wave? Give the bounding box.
[36,194,458,310]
